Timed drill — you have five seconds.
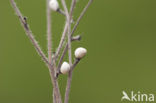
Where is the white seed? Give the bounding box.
[49,0,59,11]
[74,47,87,59]
[60,62,70,74]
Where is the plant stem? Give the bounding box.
[11,0,92,102]
[47,0,52,62]
[56,45,68,76]
[61,0,72,66]
[48,69,62,103]
[10,0,49,66]
[55,23,68,60]
[56,35,81,76]
[46,0,62,103]
[55,0,92,62]
[63,0,77,103]
[63,0,93,103]
[70,0,77,17]
[46,0,56,103]
[55,0,76,60]
[10,0,62,103]
[72,0,93,36]
[60,1,74,103]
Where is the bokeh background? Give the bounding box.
[1,0,156,103]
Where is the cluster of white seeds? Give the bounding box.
[49,0,88,75]
[60,47,87,74]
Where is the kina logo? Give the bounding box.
[121,91,154,102]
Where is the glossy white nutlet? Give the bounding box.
[49,0,59,11]
[60,62,70,74]
[74,47,87,59]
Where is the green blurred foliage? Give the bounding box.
[0,0,156,103]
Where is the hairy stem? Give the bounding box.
[11,0,92,103]
[56,0,76,60]
[61,0,72,66]
[64,0,93,103]
[56,35,81,76]
[70,0,77,17]
[55,0,92,62]
[47,0,62,103]
[10,0,49,66]
[60,1,74,103]
[47,0,52,62]
[11,0,62,103]
[64,0,78,102]
[47,0,57,103]
[55,23,68,60]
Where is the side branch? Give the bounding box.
[55,23,68,60]
[56,35,81,77]
[61,0,72,66]
[10,1,62,103]
[71,0,93,35]
[55,0,93,62]
[70,0,77,17]
[63,0,93,103]
[55,0,77,61]
[10,0,49,66]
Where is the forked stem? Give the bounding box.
[63,0,93,103]
[10,0,92,103]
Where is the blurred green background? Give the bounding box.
[1,0,156,103]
